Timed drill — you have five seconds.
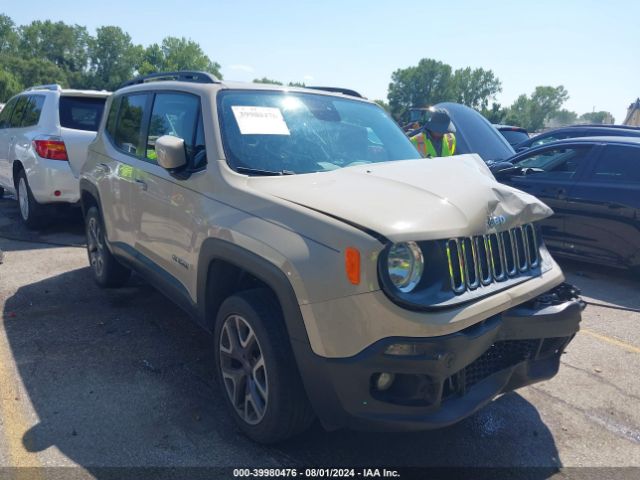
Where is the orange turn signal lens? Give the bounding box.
[345,247,361,285]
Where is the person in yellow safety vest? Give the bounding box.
[410,107,457,158]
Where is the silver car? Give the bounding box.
[0,85,110,228]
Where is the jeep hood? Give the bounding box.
[248,154,553,243]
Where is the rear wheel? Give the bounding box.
[85,206,130,287]
[16,170,45,229]
[214,289,314,443]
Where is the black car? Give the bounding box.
[494,124,529,148]
[514,125,640,152]
[493,137,640,271]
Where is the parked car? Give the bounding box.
[513,125,640,152]
[0,84,110,228]
[494,124,529,148]
[79,71,582,443]
[492,137,640,272]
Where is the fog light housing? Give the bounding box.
[374,372,395,391]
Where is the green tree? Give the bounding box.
[253,77,283,85]
[287,81,306,87]
[579,111,614,124]
[0,55,68,94]
[88,26,143,90]
[0,69,22,101]
[387,58,453,120]
[547,109,578,127]
[18,20,89,75]
[481,102,507,124]
[139,37,222,78]
[0,14,18,54]
[505,86,569,132]
[450,67,502,110]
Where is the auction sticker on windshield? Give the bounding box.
[231,106,290,135]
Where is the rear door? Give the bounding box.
[58,95,108,177]
[0,97,19,188]
[507,144,595,253]
[98,93,150,248]
[564,144,640,266]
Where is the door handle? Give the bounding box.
[96,163,110,173]
[541,187,567,198]
[135,179,148,191]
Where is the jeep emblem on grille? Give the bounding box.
[487,215,507,229]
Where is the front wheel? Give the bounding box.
[214,289,314,443]
[85,206,130,288]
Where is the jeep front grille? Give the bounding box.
[445,224,539,294]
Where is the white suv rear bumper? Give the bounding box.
[26,158,80,204]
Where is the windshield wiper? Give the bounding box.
[234,166,296,176]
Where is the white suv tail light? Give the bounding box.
[33,137,68,161]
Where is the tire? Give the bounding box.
[85,206,130,288]
[214,289,315,443]
[15,170,45,229]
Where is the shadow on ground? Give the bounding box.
[0,196,85,251]
[3,266,561,477]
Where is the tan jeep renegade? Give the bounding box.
[80,71,583,443]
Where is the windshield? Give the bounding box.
[218,90,421,175]
[500,130,529,147]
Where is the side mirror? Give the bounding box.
[155,135,187,171]
[489,161,520,179]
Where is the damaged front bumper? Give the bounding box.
[296,283,584,432]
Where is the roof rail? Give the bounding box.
[306,86,364,98]
[118,71,220,90]
[26,84,62,92]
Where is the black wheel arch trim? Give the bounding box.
[196,237,309,342]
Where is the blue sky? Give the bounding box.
[4,0,639,122]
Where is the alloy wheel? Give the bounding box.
[18,177,29,221]
[87,216,105,278]
[219,314,269,425]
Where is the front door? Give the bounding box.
[508,144,594,254]
[130,91,203,302]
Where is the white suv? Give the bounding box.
[0,84,110,228]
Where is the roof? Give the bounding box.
[530,135,640,146]
[115,71,370,103]
[21,84,111,97]
[494,124,527,131]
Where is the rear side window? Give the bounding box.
[20,95,46,127]
[0,97,18,128]
[59,96,106,132]
[113,94,148,156]
[591,145,640,183]
[146,92,203,164]
[9,96,29,127]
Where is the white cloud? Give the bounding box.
[303,74,314,81]
[228,64,255,73]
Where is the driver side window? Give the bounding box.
[515,146,590,179]
[146,93,204,166]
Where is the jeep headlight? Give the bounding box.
[387,241,424,292]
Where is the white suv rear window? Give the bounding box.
[59,96,106,132]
